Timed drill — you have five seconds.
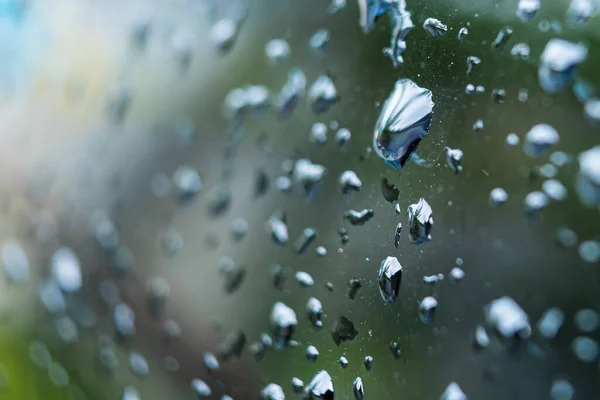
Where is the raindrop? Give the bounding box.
[163,229,183,256]
[310,122,328,145]
[276,68,307,117]
[94,217,119,250]
[491,26,513,51]
[574,309,599,332]
[537,307,565,339]
[516,0,540,21]
[465,84,475,95]
[419,296,438,324]
[578,240,600,263]
[476,85,485,94]
[472,119,484,131]
[29,341,51,368]
[542,179,567,201]
[292,377,305,393]
[506,133,520,147]
[381,178,400,203]
[511,43,530,60]
[539,39,587,93]
[335,128,351,149]
[51,247,82,293]
[344,209,374,225]
[294,159,326,196]
[339,356,348,368]
[444,147,463,174]
[129,352,149,377]
[219,330,246,360]
[332,316,358,345]
[489,187,509,207]
[423,18,447,36]
[113,303,136,338]
[173,166,202,199]
[147,277,170,315]
[525,191,549,214]
[466,56,481,75]
[270,264,286,290]
[491,88,506,103]
[306,345,320,362]
[164,356,179,372]
[48,362,69,387]
[123,386,141,400]
[316,246,327,257]
[55,316,78,344]
[265,39,291,64]
[294,228,318,254]
[518,88,529,102]
[373,79,434,170]
[571,336,599,362]
[347,278,362,300]
[457,27,468,40]
[407,198,434,244]
[307,297,323,328]
[275,176,293,192]
[474,325,490,348]
[304,370,334,399]
[2,241,30,283]
[450,267,465,281]
[485,296,531,339]
[191,379,212,398]
[524,124,560,157]
[204,352,220,372]
[206,186,231,216]
[556,227,578,248]
[310,29,331,51]
[296,271,314,287]
[363,355,373,371]
[550,379,575,400]
[271,302,297,349]
[210,18,238,51]
[230,218,249,241]
[261,383,284,400]
[353,377,364,399]
[246,85,271,113]
[378,256,402,303]
[308,75,339,114]
[39,280,66,314]
[575,145,600,206]
[567,0,597,25]
[440,382,467,400]
[340,171,362,194]
[584,98,600,125]
[267,212,289,245]
[164,319,182,341]
[394,223,402,249]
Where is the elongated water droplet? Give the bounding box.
[423,18,447,36]
[407,198,433,244]
[353,377,364,400]
[378,256,402,303]
[271,302,297,349]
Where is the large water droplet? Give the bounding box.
[378,256,402,304]
[303,370,334,400]
[407,198,434,244]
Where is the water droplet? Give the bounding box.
[51,247,82,293]
[292,377,305,393]
[466,56,481,75]
[173,166,202,199]
[489,188,509,207]
[129,352,149,377]
[574,309,599,333]
[362,355,373,371]
[539,39,587,93]
[29,341,51,368]
[344,209,374,225]
[55,315,78,344]
[457,27,468,40]
[407,198,433,244]
[524,124,560,157]
[246,85,271,113]
[296,271,315,288]
[210,18,238,51]
[578,240,600,263]
[516,0,540,21]
[48,362,69,387]
[347,278,362,300]
[332,316,358,345]
[164,319,182,341]
[506,133,520,147]
[550,378,575,400]
[378,256,402,303]
[276,68,307,117]
[307,297,323,328]
[419,296,438,324]
[450,267,465,281]
[525,191,549,214]
[308,75,339,114]
[203,352,220,372]
[465,84,475,95]
[304,370,334,399]
[2,241,30,283]
[265,39,291,64]
[339,356,348,368]
[352,377,364,399]
[334,128,351,149]
[268,212,289,245]
[394,223,402,249]
[295,228,318,254]
[440,382,467,400]
[219,330,246,360]
[571,336,599,362]
[556,227,578,248]
[542,179,567,201]
[537,307,565,339]
[310,29,331,51]
[567,0,597,25]
[294,159,327,196]
[191,379,212,398]
[316,246,327,257]
[511,43,531,60]
[491,88,506,103]
[485,296,531,339]
[39,280,66,314]
[123,386,141,400]
[444,147,464,174]
[491,26,513,51]
[472,119,484,131]
[423,18,447,36]
[306,345,320,362]
[271,302,297,349]
[147,277,170,315]
[576,146,600,206]
[373,79,434,170]
[474,325,490,348]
